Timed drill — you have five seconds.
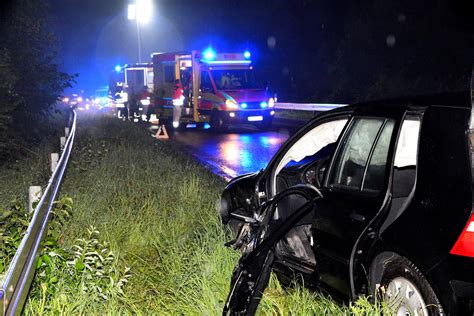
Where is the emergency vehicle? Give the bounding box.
[152,49,275,130]
[109,63,153,118]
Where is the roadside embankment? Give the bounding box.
[24,113,388,314]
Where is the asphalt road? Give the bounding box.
[156,125,293,181]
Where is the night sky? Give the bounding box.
[46,0,343,96]
[14,0,474,101]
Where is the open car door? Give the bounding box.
[223,185,322,315]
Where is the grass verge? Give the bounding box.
[24,113,390,314]
[0,111,68,277]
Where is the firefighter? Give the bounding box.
[172,79,184,128]
[128,87,138,121]
[140,85,151,121]
[122,85,130,120]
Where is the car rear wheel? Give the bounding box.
[380,256,444,315]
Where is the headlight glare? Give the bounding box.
[225,99,238,109]
[268,97,275,108]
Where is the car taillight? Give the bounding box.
[450,212,474,257]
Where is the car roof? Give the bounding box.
[330,91,471,114]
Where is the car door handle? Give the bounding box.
[349,210,365,222]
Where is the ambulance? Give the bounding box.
[152,49,275,130]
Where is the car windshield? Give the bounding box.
[212,69,263,90]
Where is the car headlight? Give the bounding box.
[141,99,151,106]
[268,97,275,108]
[225,99,238,110]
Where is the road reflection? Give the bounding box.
[170,127,290,181]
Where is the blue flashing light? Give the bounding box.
[260,101,268,108]
[203,123,211,129]
[203,48,216,60]
[244,51,251,59]
[115,65,122,72]
[241,102,248,109]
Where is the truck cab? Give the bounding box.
[152,49,275,131]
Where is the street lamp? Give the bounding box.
[128,0,152,63]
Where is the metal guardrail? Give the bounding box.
[272,103,347,129]
[274,102,346,111]
[0,110,77,315]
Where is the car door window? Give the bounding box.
[272,118,348,194]
[363,120,395,192]
[392,117,420,197]
[329,117,395,193]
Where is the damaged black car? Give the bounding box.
[220,91,474,315]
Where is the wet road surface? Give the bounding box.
[159,125,293,181]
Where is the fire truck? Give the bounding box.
[109,63,153,119]
[152,49,275,130]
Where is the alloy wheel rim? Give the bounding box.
[385,276,428,316]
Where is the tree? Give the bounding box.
[0,0,74,160]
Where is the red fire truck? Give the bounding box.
[152,49,275,130]
[109,63,153,119]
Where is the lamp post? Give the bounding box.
[128,0,152,63]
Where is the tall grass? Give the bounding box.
[24,113,389,315]
[0,111,68,276]
[0,110,69,207]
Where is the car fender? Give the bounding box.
[367,251,401,294]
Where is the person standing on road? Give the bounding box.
[140,85,151,122]
[172,79,184,128]
[122,85,130,120]
[127,87,134,121]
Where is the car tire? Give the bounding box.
[210,111,228,132]
[379,256,444,315]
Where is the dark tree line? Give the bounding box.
[252,0,473,103]
[0,0,74,160]
[316,0,474,103]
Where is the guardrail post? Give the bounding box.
[60,136,66,150]
[28,186,42,212]
[65,127,70,138]
[50,153,59,174]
